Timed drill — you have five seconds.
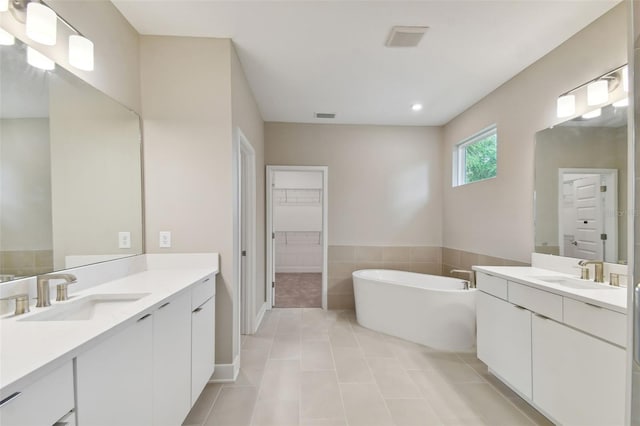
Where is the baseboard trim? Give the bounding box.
[210,354,240,383]
[275,267,322,273]
[255,302,267,333]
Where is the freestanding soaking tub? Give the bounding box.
[352,269,477,351]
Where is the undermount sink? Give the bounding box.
[529,276,618,290]
[20,293,151,321]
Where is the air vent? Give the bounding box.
[315,112,336,119]
[385,26,429,47]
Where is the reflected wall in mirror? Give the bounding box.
[0,36,143,282]
[535,103,627,263]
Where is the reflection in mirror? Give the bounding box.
[0,36,143,282]
[534,103,627,263]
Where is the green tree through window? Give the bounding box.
[464,134,497,183]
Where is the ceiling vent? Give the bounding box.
[385,26,429,47]
[315,112,336,119]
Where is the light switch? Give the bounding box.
[159,231,171,248]
[118,231,131,249]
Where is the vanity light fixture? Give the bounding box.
[26,2,56,45]
[0,27,15,45]
[0,0,8,12]
[411,103,423,111]
[27,46,54,70]
[69,35,93,71]
[587,80,608,106]
[613,98,629,108]
[582,108,601,119]
[556,94,575,118]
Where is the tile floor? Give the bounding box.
[183,309,552,426]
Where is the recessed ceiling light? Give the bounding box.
[411,103,423,112]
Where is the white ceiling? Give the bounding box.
[112,0,620,126]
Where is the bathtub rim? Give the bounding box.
[352,269,476,293]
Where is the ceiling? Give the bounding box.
[112,0,620,126]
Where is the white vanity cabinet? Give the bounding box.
[475,270,626,425]
[476,291,532,398]
[190,275,216,405]
[153,290,192,426]
[0,362,75,426]
[76,312,154,426]
[532,314,625,426]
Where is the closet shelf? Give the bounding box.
[274,188,322,205]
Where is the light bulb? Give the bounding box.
[26,2,57,46]
[27,46,55,70]
[69,35,94,71]
[582,108,601,119]
[556,94,575,118]
[0,0,8,12]
[411,103,423,111]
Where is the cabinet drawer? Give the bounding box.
[508,281,563,322]
[192,274,215,309]
[563,298,626,347]
[0,362,74,426]
[476,273,508,299]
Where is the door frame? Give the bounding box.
[266,165,328,310]
[234,129,256,336]
[558,168,618,262]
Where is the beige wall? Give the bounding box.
[442,4,627,263]
[266,124,443,246]
[231,45,267,321]
[140,36,236,364]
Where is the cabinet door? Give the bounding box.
[153,291,192,426]
[76,314,153,426]
[477,291,532,398]
[191,296,215,405]
[532,315,625,426]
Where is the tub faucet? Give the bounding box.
[450,269,475,289]
[578,260,604,283]
[36,273,77,307]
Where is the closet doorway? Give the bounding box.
[266,166,328,309]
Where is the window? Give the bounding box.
[453,125,497,186]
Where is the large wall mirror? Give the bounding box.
[0,36,143,282]
[534,102,627,264]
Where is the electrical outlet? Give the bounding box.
[118,231,131,249]
[159,231,171,248]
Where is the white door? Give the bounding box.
[572,175,603,260]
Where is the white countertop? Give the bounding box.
[0,268,216,398]
[472,266,627,314]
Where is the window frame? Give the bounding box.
[452,124,498,187]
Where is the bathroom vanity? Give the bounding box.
[474,263,626,426]
[0,255,217,426]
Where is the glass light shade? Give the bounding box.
[0,0,8,12]
[582,108,601,119]
[69,35,94,71]
[623,66,629,93]
[26,2,57,46]
[587,80,608,106]
[27,46,55,70]
[556,94,575,118]
[613,98,629,108]
[0,27,15,46]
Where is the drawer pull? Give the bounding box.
[203,278,210,283]
[159,302,170,309]
[193,307,203,313]
[137,313,152,322]
[0,392,21,408]
[585,302,603,309]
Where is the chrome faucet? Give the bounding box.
[578,260,604,283]
[450,269,476,289]
[36,274,77,307]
